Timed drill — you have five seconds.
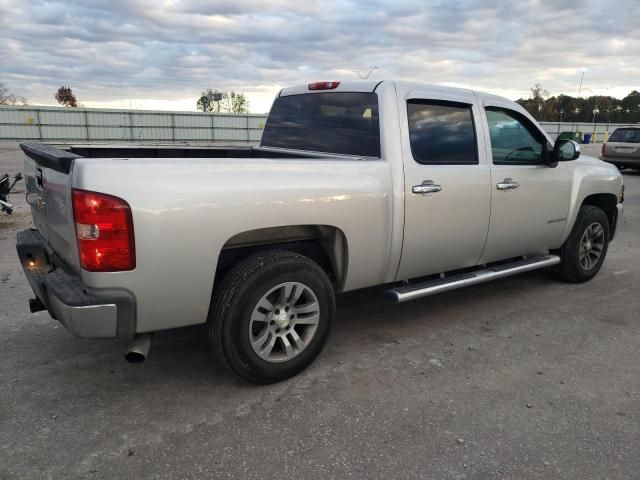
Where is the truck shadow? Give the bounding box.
[140,268,558,384]
[8,268,562,397]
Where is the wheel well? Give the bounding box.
[582,193,617,238]
[215,225,348,291]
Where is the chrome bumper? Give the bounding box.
[16,229,135,338]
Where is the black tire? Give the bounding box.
[208,250,335,384]
[552,205,610,283]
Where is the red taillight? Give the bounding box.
[72,189,135,272]
[308,81,340,90]
[601,143,606,157]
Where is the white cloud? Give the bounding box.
[1,0,638,113]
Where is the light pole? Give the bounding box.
[614,106,623,123]
[591,106,599,143]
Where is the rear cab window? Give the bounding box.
[609,128,640,143]
[407,100,478,165]
[261,92,380,157]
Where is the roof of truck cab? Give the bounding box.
[280,80,513,105]
[279,80,383,96]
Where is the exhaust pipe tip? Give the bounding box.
[29,298,46,313]
[125,333,152,364]
[125,351,146,364]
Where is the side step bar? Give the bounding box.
[384,255,561,303]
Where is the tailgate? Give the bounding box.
[21,143,81,270]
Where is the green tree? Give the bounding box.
[620,90,640,122]
[517,85,640,123]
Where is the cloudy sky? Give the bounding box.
[1,0,638,113]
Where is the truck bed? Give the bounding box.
[20,142,320,174]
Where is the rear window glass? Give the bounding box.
[609,128,640,143]
[261,92,380,157]
[407,100,477,165]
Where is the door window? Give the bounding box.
[407,100,478,165]
[485,108,545,165]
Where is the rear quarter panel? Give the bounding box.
[72,157,393,333]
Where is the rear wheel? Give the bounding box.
[208,250,335,384]
[552,205,610,283]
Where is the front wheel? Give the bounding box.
[552,205,610,283]
[208,250,335,384]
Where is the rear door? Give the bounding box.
[396,87,491,280]
[478,103,571,264]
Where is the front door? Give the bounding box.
[396,90,491,281]
[479,105,571,264]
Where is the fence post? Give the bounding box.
[170,113,175,142]
[211,114,215,143]
[35,109,42,141]
[83,109,90,142]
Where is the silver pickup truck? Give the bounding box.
[16,80,624,383]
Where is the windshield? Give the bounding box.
[261,92,380,157]
[609,128,640,143]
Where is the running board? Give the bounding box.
[384,255,561,303]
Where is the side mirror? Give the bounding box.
[554,139,580,162]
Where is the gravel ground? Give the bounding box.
[1,143,639,480]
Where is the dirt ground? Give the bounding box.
[1,142,638,479]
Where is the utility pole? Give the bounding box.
[577,71,585,99]
[572,71,585,134]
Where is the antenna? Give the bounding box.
[352,66,378,79]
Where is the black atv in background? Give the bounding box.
[0,172,22,215]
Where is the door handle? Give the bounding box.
[412,183,442,194]
[496,178,519,190]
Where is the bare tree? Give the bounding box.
[196,89,249,113]
[197,89,225,112]
[55,86,78,107]
[227,91,249,113]
[0,81,29,105]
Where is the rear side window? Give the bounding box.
[261,92,380,157]
[609,128,640,143]
[407,100,478,165]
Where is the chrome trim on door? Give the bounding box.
[496,178,519,190]
[412,183,442,194]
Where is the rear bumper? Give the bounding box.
[16,229,135,338]
[601,156,640,168]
